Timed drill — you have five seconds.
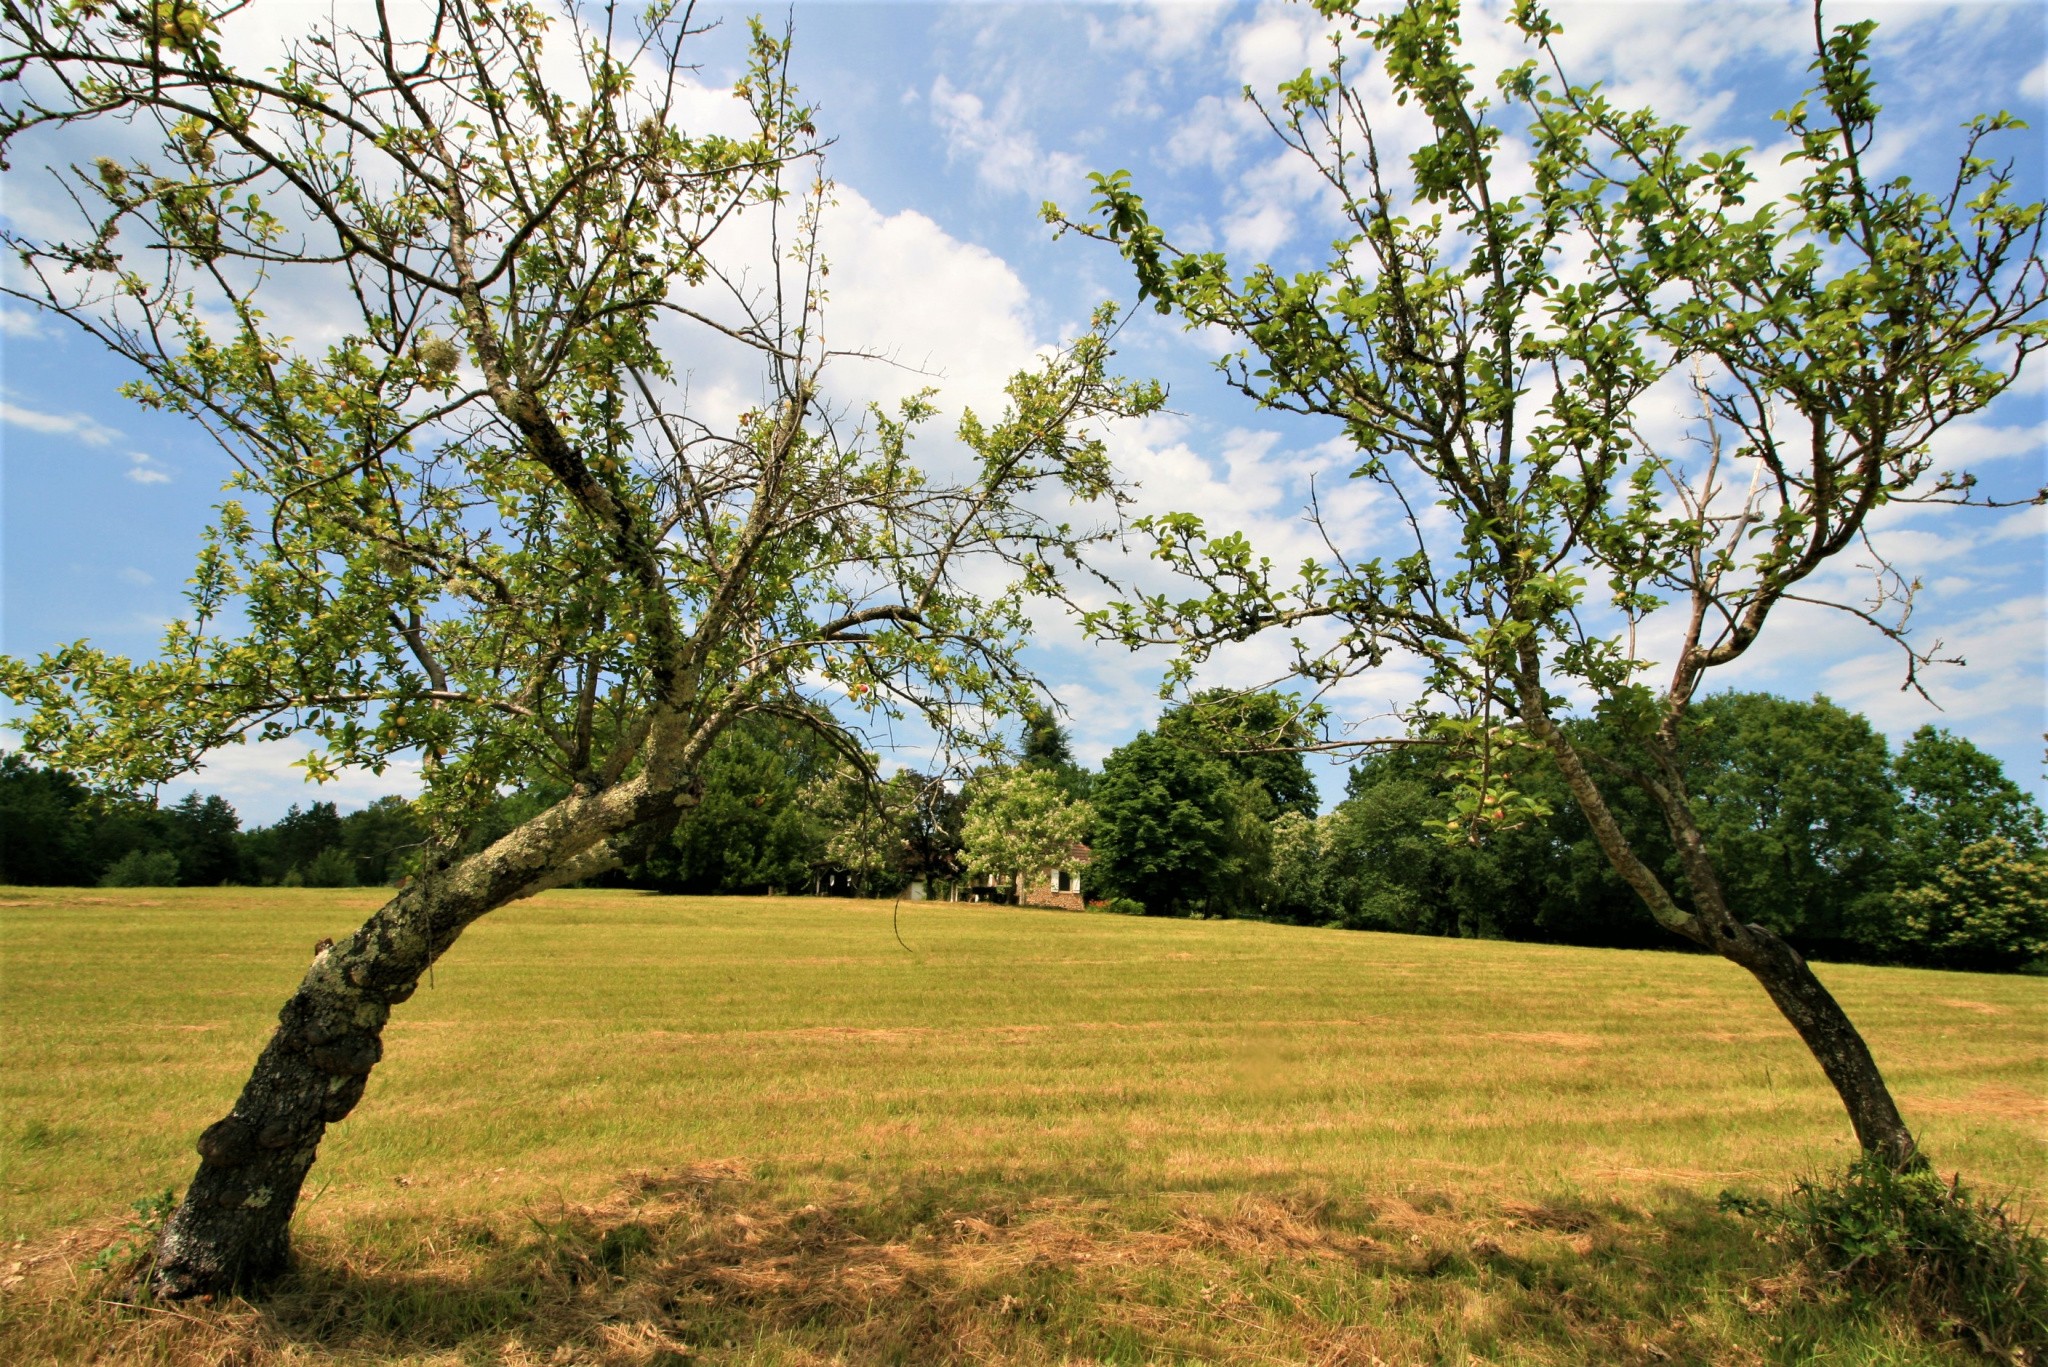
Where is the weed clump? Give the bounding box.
[85,1188,175,1281]
[1724,1157,2047,1361]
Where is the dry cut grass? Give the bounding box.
[1,886,2042,1364]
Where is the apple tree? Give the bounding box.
[0,0,1156,1294]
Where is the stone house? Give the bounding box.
[1018,842,1092,912]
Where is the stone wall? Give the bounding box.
[1021,889,1086,912]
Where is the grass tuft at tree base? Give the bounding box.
[1724,1157,2048,1363]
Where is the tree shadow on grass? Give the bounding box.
[11,1161,1967,1366]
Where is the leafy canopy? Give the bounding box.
[0,1,1161,867]
[1053,0,2045,948]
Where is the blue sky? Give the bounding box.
[2,0,2044,821]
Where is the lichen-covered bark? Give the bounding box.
[149,931,404,1295]
[149,774,688,1297]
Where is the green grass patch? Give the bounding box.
[1,886,2041,1363]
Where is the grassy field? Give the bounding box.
[1,885,2042,1365]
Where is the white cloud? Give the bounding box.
[0,305,47,338]
[627,179,1045,461]
[1540,1,1810,138]
[1991,504,2046,544]
[1207,138,1342,260]
[118,566,154,587]
[1,398,121,447]
[1165,93,1261,175]
[1091,2,1233,63]
[124,451,171,485]
[160,739,423,827]
[2024,57,2048,101]
[1925,417,2048,471]
[1231,3,1325,96]
[929,75,1087,201]
[1222,202,1295,257]
[814,185,1042,423]
[1815,591,2046,749]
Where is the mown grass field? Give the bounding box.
[1,886,2042,1365]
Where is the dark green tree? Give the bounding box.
[165,793,241,887]
[1495,757,1666,950]
[1157,690,1319,818]
[101,847,182,887]
[1862,727,2046,965]
[1091,729,1250,917]
[1891,726,2046,882]
[338,797,426,887]
[894,771,970,888]
[1326,766,1463,935]
[1678,694,1895,954]
[299,847,358,888]
[0,755,95,885]
[1324,749,1540,939]
[78,796,174,882]
[1018,705,1094,803]
[1020,705,1076,769]
[240,802,345,886]
[628,715,836,895]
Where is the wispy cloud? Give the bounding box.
[1,398,121,447]
[124,450,172,485]
[1164,94,1260,176]
[1088,2,1231,64]
[0,306,48,339]
[929,75,1087,201]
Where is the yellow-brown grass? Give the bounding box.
[2,887,2041,1364]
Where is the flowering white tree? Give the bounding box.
[962,767,1092,901]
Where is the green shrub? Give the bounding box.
[1886,838,2048,972]
[300,846,358,887]
[86,1188,176,1279]
[1725,1156,2048,1359]
[1105,897,1145,917]
[98,848,180,887]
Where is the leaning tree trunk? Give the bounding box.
[1522,689,1921,1171]
[147,783,681,1298]
[1715,921,1918,1168]
[1654,756,1922,1169]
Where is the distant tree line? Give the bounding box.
[642,688,2047,974]
[0,758,429,888]
[1068,692,2045,974]
[4,691,2041,972]
[0,711,968,900]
